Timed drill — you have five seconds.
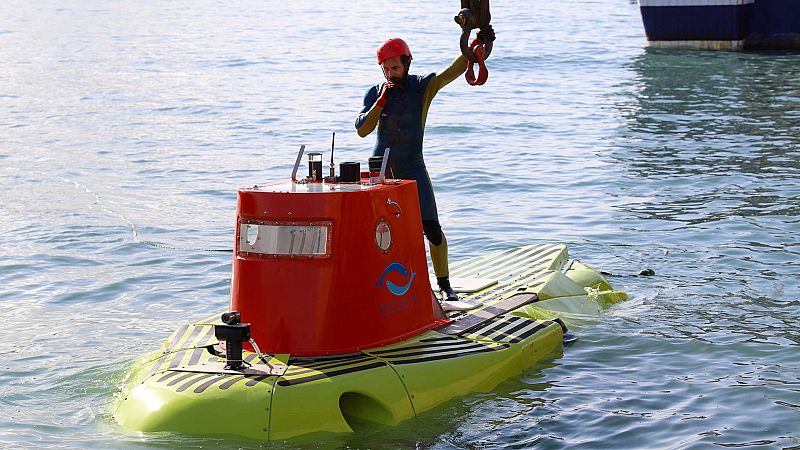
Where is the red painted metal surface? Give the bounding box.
[230,179,448,356]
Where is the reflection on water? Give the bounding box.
[610,49,800,228]
[620,49,800,174]
[607,48,800,413]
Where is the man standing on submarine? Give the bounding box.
[355,28,494,307]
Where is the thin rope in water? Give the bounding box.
[2,166,233,253]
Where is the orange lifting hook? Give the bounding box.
[454,0,494,86]
[465,38,488,86]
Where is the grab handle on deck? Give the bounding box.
[291,145,306,183]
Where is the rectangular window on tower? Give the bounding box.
[238,221,332,258]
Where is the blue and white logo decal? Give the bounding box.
[377,262,416,296]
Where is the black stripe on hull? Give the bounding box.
[469,272,550,304]
[496,319,542,342]
[418,336,461,343]
[470,315,527,340]
[181,325,204,351]
[277,361,387,387]
[462,245,561,284]
[472,320,550,344]
[455,245,559,281]
[192,325,216,348]
[156,370,183,383]
[283,357,376,378]
[453,244,554,279]
[166,371,201,387]
[369,339,487,356]
[371,341,493,360]
[187,347,205,366]
[513,321,554,343]
[193,374,227,394]
[176,373,217,393]
[387,344,510,365]
[168,350,190,369]
[163,324,190,353]
[439,292,541,336]
[245,375,270,387]
[218,375,248,390]
[148,354,170,376]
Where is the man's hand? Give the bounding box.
[375,81,397,108]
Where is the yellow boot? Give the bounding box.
[429,235,458,301]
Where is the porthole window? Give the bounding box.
[374,219,392,253]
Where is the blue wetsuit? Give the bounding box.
[355,56,466,222]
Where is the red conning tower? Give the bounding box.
[230,179,448,356]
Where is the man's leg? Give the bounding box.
[422,220,458,301]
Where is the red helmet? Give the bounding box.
[377,38,412,65]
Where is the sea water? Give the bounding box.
[0,0,798,448]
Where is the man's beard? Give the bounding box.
[384,63,410,85]
[389,69,408,85]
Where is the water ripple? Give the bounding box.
[1,0,799,448]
